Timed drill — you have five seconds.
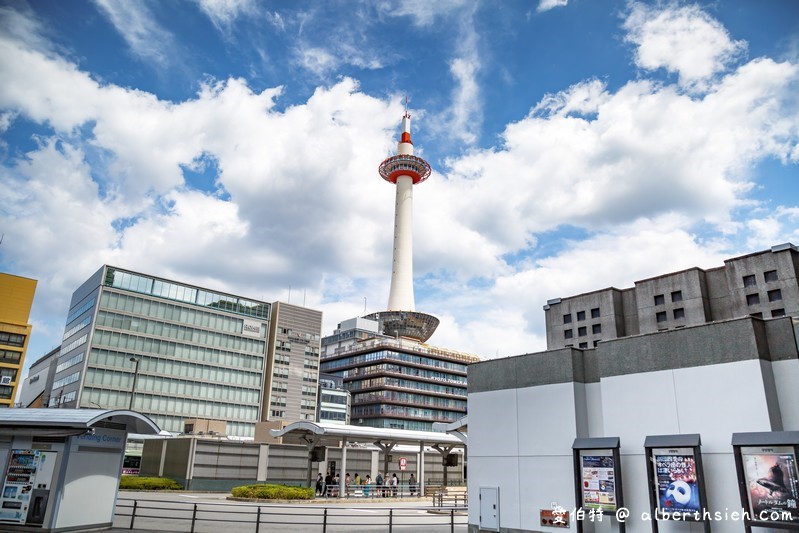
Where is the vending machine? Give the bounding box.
[0,449,58,525]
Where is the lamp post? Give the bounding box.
[129,357,140,410]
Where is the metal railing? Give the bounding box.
[116,496,467,532]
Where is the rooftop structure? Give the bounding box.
[544,242,799,350]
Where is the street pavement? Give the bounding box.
[110,491,467,532]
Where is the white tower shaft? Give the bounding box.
[388,174,415,310]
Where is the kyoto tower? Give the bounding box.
[365,101,440,342]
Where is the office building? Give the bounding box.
[262,301,323,423]
[321,316,478,432]
[0,273,37,407]
[48,265,322,437]
[544,242,799,349]
[316,372,350,425]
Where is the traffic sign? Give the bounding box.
[399,457,407,471]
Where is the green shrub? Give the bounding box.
[120,476,182,491]
[232,484,314,500]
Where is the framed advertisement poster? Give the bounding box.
[652,448,702,517]
[580,451,617,512]
[732,431,799,533]
[572,437,625,533]
[741,446,798,522]
[644,434,710,533]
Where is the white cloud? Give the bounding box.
[196,0,256,32]
[537,0,568,13]
[92,0,177,67]
[623,2,747,90]
[376,0,472,27]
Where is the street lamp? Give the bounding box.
[129,357,141,410]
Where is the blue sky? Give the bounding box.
[1,0,798,376]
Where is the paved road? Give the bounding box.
[114,492,467,532]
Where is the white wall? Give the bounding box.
[469,358,795,533]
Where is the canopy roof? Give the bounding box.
[271,421,465,449]
[0,408,161,436]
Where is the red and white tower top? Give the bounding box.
[378,107,431,185]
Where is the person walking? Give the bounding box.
[392,473,398,497]
[315,473,323,496]
[409,473,417,496]
[375,473,383,498]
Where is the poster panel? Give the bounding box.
[741,445,799,523]
[652,447,702,518]
[580,450,617,512]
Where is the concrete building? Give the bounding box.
[321,316,478,432]
[262,302,323,423]
[0,272,37,407]
[45,265,321,437]
[467,315,799,533]
[545,243,799,350]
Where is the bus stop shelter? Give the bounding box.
[0,408,160,532]
[271,421,466,495]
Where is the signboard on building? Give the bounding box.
[399,457,407,471]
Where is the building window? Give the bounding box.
[671,291,683,302]
[656,311,667,323]
[673,308,685,320]
[750,312,763,319]
[578,327,587,337]
[771,308,785,318]
[0,333,25,348]
[767,289,782,302]
[564,330,573,339]
[592,340,600,347]
[654,294,665,306]
[746,293,760,306]
[578,342,588,349]
[743,274,756,287]
[591,308,600,319]
[563,314,572,324]
[576,311,586,321]
[764,270,778,283]
[592,324,601,334]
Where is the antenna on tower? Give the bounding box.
[404,96,410,118]
[363,297,367,315]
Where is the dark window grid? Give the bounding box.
[578,327,587,337]
[743,275,756,288]
[654,294,665,306]
[590,308,600,319]
[673,308,685,320]
[656,311,667,323]
[563,314,572,324]
[564,330,573,339]
[671,291,683,302]
[771,308,785,318]
[764,270,778,283]
[767,289,782,302]
[576,311,586,321]
[592,324,601,334]
[746,293,760,306]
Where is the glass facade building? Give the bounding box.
[50,266,271,437]
[320,317,479,431]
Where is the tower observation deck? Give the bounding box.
[365,106,439,343]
